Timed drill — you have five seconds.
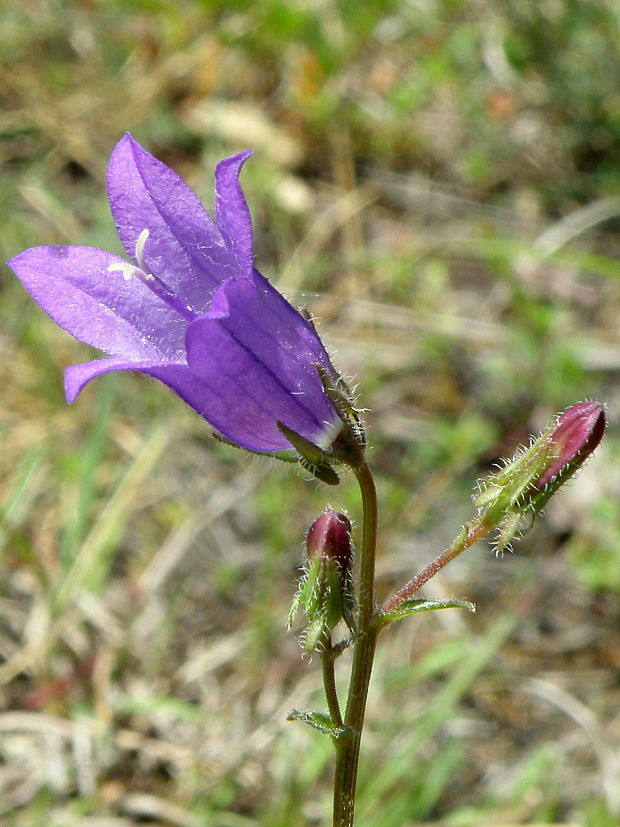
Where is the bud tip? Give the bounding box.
[536,401,605,488]
[306,509,353,574]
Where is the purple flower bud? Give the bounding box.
[306,510,353,578]
[535,401,606,488]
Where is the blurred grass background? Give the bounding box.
[1,1,620,825]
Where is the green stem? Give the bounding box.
[332,460,378,827]
[321,630,343,729]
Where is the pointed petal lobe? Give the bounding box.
[214,150,254,276]
[9,245,186,360]
[107,134,238,310]
[65,356,181,402]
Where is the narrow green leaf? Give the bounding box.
[379,598,475,628]
[286,709,353,739]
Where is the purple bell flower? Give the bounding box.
[8,134,344,455]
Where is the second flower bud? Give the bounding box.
[288,510,356,653]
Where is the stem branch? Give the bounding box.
[321,631,343,729]
[381,517,490,614]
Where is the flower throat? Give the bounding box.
[107,229,199,322]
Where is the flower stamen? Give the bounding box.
[134,228,150,272]
[107,228,197,321]
[107,261,142,281]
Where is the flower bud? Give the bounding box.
[474,401,605,553]
[288,510,356,652]
[306,510,353,585]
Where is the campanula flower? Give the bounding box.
[8,134,347,457]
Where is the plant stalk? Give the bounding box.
[332,460,378,827]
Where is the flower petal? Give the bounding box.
[8,245,187,361]
[182,274,341,452]
[214,150,254,277]
[246,269,339,405]
[65,356,175,402]
[67,354,328,454]
[107,134,238,311]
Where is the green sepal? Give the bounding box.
[276,422,340,485]
[287,558,322,629]
[305,460,340,486]
[378,597,475,629]
[323,561,347,629]
[288,557,355,653]
[212,431,298,463]
[286,709,354,740]
[495,507,523,553]
[303,615,327,654]
[314,364,366,448]
[473,439,551,510]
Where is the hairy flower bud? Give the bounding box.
[288,510,355,652]
[474,401,605,552]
